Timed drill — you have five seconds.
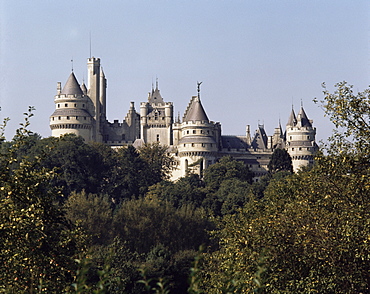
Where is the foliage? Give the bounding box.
[267,148,293,174]
[0,108,84,293]
[138,142,176,183]
[113,197,213,254]
[65,191,114,245]
[317,81,370,155]
[203,156,254,193]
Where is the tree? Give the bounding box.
[138,142,176,183]
[64,191,114,245]
[202,156,254,215]
[201,83,370,293]
[318,81,370,156]
[268,148,293,174]
[0,109,83,292]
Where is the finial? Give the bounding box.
[71,58,74,72]
[197,81,202,99]
[301,99,303,107]
[156,76,158,89]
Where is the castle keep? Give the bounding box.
[50,57,318,180]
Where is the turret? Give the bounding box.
[286,106,317,171]
[175,85,220,178]
[50,72,94,142]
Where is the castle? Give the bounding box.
[50,57,318,181]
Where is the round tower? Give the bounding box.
[286,106,317,171]
[176,94,220,178]
[50,72,94,141]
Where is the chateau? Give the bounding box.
[50,57,318,180]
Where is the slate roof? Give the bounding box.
[183,96,209,122]
[61,72,83,95]
[286,109,297,126]
[51,108,91,117]
[179,136,216,144]
[221,136,249,149]
[251,125,268,149]
[148,86,164,104]
[297,107,312,127]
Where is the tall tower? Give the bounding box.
[50,72,94,141]
[87,57,104,142]
[286,106,317,171]
[140,82,173,145]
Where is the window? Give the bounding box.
[184,144,186,147]
[58,116,61,120]
[84,117,86,120]
[192,143,195,147]
[201,130,204,134]
[57,104,60,108]
[299,147,302,151]
[187,130,189,134]
[65,103,68,107]
[52,117,54,121]
[67,116,70,120]
[307,136,310,140]
[76,116,78,119]
[82,104,85,107]
[157,134,160,142]
[290,136,292,140]
[292,148,295,151]
[202,143,205,147]
[74,103,77,107]
[193,130,196,134]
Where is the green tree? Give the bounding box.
[0,109,83,293]
[113,197,212,254]
[65,191,114,245]
[202,83,370,293]
[318,81,370,155]
[138,142,176,183]
[202,156,254,215]
[267,148,293,174]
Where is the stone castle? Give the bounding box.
[50,57,318,180]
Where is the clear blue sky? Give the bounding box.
[1,0,369,142]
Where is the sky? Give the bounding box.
[1,0,369,143]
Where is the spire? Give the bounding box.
[148,78,164,103]
[80,82,87,95]
[183,96,209,122]
[297,106,312,127]
[286,108,297,126]
[61,72,83,95]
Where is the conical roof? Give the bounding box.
[80,82,87,95]
[183,96,209,122]
[297,106,312,127]
[61,72,83,95]
[286,108,297,126]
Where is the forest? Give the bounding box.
[1,81,369,293]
